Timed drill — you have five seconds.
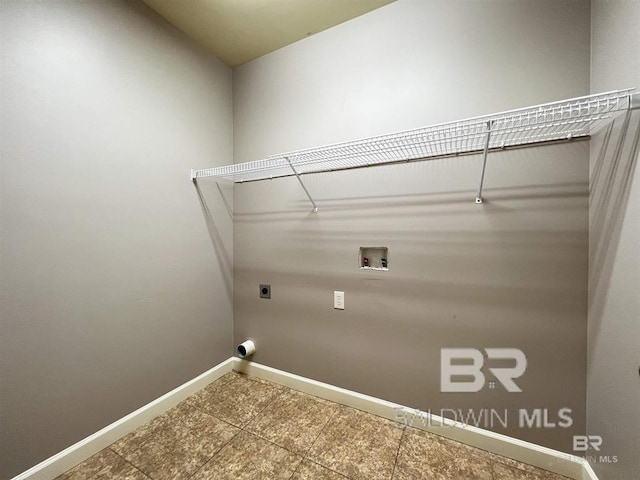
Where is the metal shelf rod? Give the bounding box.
[475,121,494,204]
[286,157,318,213]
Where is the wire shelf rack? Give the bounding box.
[192,89,636,185]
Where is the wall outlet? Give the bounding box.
[334,291,344,310]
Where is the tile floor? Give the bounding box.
[56,372,572,480]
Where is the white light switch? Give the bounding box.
[334,291,344,310]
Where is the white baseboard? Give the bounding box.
[12,358,234,480]
[233,358,598,480]
[13,356,598,480]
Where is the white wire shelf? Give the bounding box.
[192,89,637,185]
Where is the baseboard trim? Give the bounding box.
[233,358,598,480]
[11,358,234,480]
[13,357,598,480]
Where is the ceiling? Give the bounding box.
[142,0,395,67]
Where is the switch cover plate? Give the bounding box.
[334,291,344,310]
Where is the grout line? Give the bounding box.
[242,391,294,441]
[296,402,393,480]
[286,457,304,480]
[179,374,249,479]
[230,430,307,479]
[291,399,344,478]
[239,380,290,430]
[390,427,406,479]
[108,448,155,480]
[240,389,307,451]
[183,375,247,428]
[107,448,153,480]
[305,458,352,479]
[186,428,244,480]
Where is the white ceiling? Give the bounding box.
[142,0,395,67]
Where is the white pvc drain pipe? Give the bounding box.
[237,340,256,358]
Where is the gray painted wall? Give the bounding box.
[8,0,631,476]
[0,1,233,477]
[588,1,640,478]
[233,0,590,452]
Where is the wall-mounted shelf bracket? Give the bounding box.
[286,157,318,213]
[631,92,640,110]
[475,120,494,204]
[190,169,197,182]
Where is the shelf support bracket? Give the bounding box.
[285,157,318,213]
[475,120,494,204]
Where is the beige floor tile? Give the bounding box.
[111,402,239,480]
[239,372,280,385]
[185,372,284,427]
[489,453,545,474]
[191,431,302,480]
[422,429,493,463]
[110,404,178,456]
[245,389,339,454]
[432,432,491,460]
[55,448,148,480]
[492,461,550,480]
[307,405,404,480]
[490,454,572,480]
[393,428,492,480]
[291,460,349,479]
[545,472,574,480]
[215,371,245,385]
